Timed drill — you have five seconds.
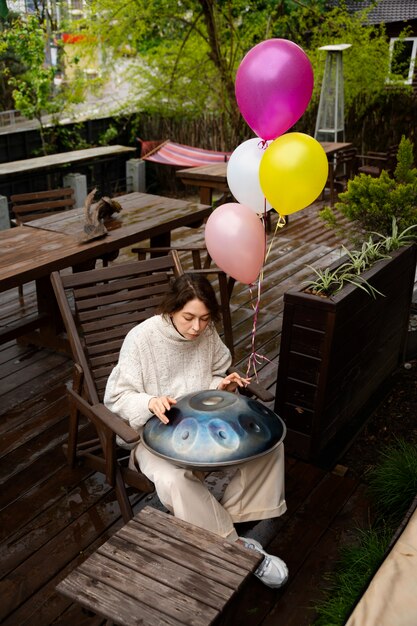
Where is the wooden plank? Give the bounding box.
[56,507,259,626]
[0,373,69,435]
[0,416,70,486]
[77,551,220,625]
[0,489,135,622]
[261,482,371,626]
[219,471,360,626]
[57,570,187,626]
[0,145,136,177]
[0,470,107,574]
[119,522,255,586]
[0,357,72,415]
[137,506,261,572]
[98,534,235,608]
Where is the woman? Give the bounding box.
[104,273,288,588]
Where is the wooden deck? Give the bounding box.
[1,202,376,625]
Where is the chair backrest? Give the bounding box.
[132,246,235,356]
[11,187,76,225]
[334,147,358,178]
[51,253,182,404]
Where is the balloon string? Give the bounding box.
[246,208,286,380]
[264,212,286,263]
[258,139,269,150]
[245,271,272,380]
[246,276,262,380]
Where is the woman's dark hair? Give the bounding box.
[158,273,221,323]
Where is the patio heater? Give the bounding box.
[314,44,351,142]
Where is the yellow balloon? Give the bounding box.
[259,132,329,216]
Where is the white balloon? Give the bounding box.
[227,138,272,215]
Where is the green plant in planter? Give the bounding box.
[303,219,416,298]
[304,263,382,298]
[371,217,417,253]
[320,136,417,241]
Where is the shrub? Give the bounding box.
[320,136,417,241]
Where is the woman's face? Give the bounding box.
[171,298,210,340]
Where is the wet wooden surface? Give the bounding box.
[0,145,136,177]
[0,200,377,625]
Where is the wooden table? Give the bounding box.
[56,506,262,626]
[320,141,353,157]
[0,192,211,348]
[0,145,136,177]
[177,162,230,205]
[177,142,353,206]
[0,145,136,198]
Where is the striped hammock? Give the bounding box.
[138,139,231,167]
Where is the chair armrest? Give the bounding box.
[357,154,388,163]
[67,387,140,444]
[229,367,274,403]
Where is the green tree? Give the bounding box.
[306,4,410,122]
[1,14,85,154]
[81,0,326,146]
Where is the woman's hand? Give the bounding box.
[217,372,251,392]
[148,396,177,424]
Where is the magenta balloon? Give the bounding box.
[235,39,314,140]
[205,203,265,284]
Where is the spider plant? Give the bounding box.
[303,265,347,296]
[304,263,383,298]
[372,217,417,253]
[341,273,384,298]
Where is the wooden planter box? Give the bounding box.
[275,244,417,463]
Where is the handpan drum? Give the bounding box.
[142,390,286,471]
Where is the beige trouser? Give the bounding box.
[133,442,286,542]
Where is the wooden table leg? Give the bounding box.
[199,187,213,206]
[17,275,69,353]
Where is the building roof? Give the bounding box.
[327,0,417,24]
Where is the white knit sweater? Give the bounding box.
[104,314,232,432]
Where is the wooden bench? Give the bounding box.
[56,506,262,626]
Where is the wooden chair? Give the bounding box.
[10,187,76,225]
[50,253,183,522]
[12,187,118,298]
[51,252,272,522]
[332,147,358,197]
[131,245,236,357]
[323,148,358,206]
[11,188,76,298]
[357,144,398,178]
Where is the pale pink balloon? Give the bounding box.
[205,203,265,284]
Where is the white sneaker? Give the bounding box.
[239,536,289,589]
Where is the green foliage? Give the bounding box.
[367,439,417,525]
[394,134,417,184]
[306,5,409,120]
[371,218,417,252]
[80,0,328,145]
[314,438,417,626]
[49,123,90,152]
[1,14,86,154]
[304,217,415,297]
[321,137,417,240]
[98,124,119,146]
[314,527,391,626]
